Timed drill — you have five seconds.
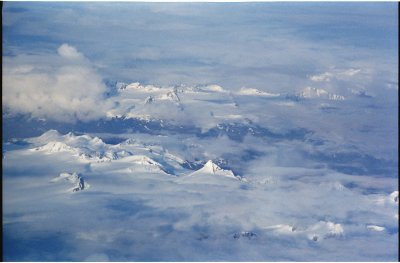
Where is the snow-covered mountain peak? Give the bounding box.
[131,155,162,166]
[28,131,118,162]
[89,136,105,145]
[199,84,226,93]
[144,96,155,104]
[34,141,76,153]
[26,129,62,144]
[125,82,141,90]
[238,87,280,97]
[306,221,344,241]
[389,191,398,204]
[51,172,90,192]
[367,225,386,232]
[62,133,106,148]
[299,87,345,100]
[117,82,162,93]
[190,160,238,179]
[115,82,127,90]
[158,90,180,103]
[124,155,173,175]
[203,160,224,173]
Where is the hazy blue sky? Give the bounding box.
[3,2,398,91]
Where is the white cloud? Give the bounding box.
[3,130,399,260]
[341,68,361,77]
[309,72,333,82]
[57,43,84,60]
[309,68,361,83]
[3,44,112,122]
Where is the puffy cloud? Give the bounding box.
[57,43,84,60]
[309,68,361,82]
[2,44,112,122]
[309,72,333,82]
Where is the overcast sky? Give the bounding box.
[3,2,398,89]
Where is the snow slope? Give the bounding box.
[190,160,237,178]
[297,86,345,100]
[3,127,398,261]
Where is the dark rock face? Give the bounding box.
[233,231,257,239]
[73,177,85,192]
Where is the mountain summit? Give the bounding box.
[190,160,238,179]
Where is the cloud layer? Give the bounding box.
[3,2,398,93]
[2,3,398,261]
[2,3,398,123]
[3,128,398,261]
[3,44,111,122]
